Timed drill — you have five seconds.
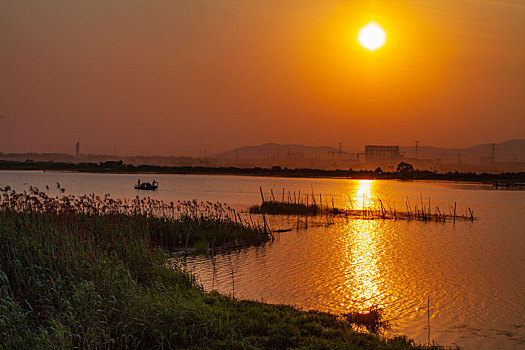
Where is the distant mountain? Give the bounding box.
[215,140,525,164]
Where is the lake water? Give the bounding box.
[1,170,524,349]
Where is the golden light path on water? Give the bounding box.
[342,219,384,311]
[341,180,390,312]
[353,179,373,210]
[297,179,394,315]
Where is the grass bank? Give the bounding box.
[0,192,443,348]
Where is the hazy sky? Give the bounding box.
[1,0,524,156]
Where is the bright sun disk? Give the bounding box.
[358,21,386,51]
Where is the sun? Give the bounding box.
[358,21,386,51]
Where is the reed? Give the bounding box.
[0,187,272,253]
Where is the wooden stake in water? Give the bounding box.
[427,296,430,345]
[259,186,265,203]
[231,269,235,299]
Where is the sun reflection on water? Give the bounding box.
[345,179,375,210]
[343,219,386,311]
[341,180,387,311]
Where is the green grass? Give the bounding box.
[0,190,446,349]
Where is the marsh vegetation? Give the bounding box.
[0,187,272,253]
[0,186,444,349]
[250,187,475,224]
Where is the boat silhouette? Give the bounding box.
[135,179,158,191]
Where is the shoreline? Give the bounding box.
[1,159,524,185]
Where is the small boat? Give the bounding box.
[135,180,158,191]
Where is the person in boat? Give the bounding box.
[137,179,141,186]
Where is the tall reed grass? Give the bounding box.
[0,187,272,252]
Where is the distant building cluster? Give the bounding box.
[0,140,521,173]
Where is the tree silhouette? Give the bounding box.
[396,162,414,173]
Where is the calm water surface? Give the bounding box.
[1,171,524,349]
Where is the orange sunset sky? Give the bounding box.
[0,0,524,156]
